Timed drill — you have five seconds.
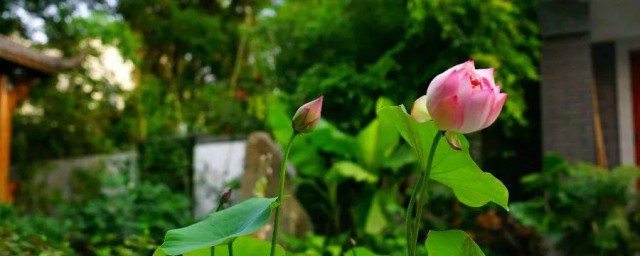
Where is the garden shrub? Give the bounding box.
[511,154,640,255]
[138,137,195,195]
[62,171,192,255]
[0,204,73,255]
[1,170,192,256]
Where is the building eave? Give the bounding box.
[0,35,83,75]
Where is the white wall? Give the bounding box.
[192,140,246,218]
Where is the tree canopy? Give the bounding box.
[4,0,539,160]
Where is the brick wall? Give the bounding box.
[538,1,605,163]
[540,35,597,163]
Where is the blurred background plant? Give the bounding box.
[7,0,539,162]
[511,155,640,255]
[1,170,191,256]
[0,204,74,255]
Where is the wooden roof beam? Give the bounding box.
[0,35,83,75]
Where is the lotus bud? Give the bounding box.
[215,188,233,212]
[220,188,233,204]
[292,96,324,133]
[349,238,357,248]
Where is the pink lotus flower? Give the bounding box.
[292,96,324,133]
[424,60,507,134]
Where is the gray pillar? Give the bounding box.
[539,1,597,163]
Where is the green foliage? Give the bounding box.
[138,137,194,193]
[62,172,192,255]
[268,97,405,180]
[11,0,270,164]
[376,104,516,255]
[265,96,424,255]
[156,197,277,255]
[3,1,539,255]
[364,192,388,236]
[0,1,22,35]
[2,169,191,255]
[62,12,143,63]
[281,231,408,255]
[407,0,538,125]
[115,0,273,137]
[356,103,400,172]
[280,232,345,256]
[9,0,539,180]
[0,205,73,255]
[171,237,286,256]
[11,13,140,163]
[345,247,384,256]
[425,230,484,256]
[219,237,286,256]
[377,105,509,210]
[68,167,103,203]
[117,0,233,75]
[261,0,538,132]
[12,75,128,160]
[326,161,379,184]
[267,97,505,255]
[266,97,417,240]
[511,155,640,255]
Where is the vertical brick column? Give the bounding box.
[539,1,596,163]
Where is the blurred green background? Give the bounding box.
[3,0,640,255]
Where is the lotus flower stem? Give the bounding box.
[406,131,443,256]
[270,133,297,256]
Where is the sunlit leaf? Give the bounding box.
[344,247,384,256]
[376,97,395,111]
[383,144,417,172]
[307,120,358,157]
[364,192,387,235]
[155,198,277,255]
[325,161,378,184]
[356,117,399,173]
[265,96,295,145]
[180,237,286,256]
[425,230,484,256]
[288,137,327,177]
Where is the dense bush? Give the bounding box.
[1,171,192,256]
[511,155,640,255]
[0,205,73,255]
[62,180,191,254]
[138,137,194,194]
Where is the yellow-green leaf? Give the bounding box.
[425,230,484,256]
